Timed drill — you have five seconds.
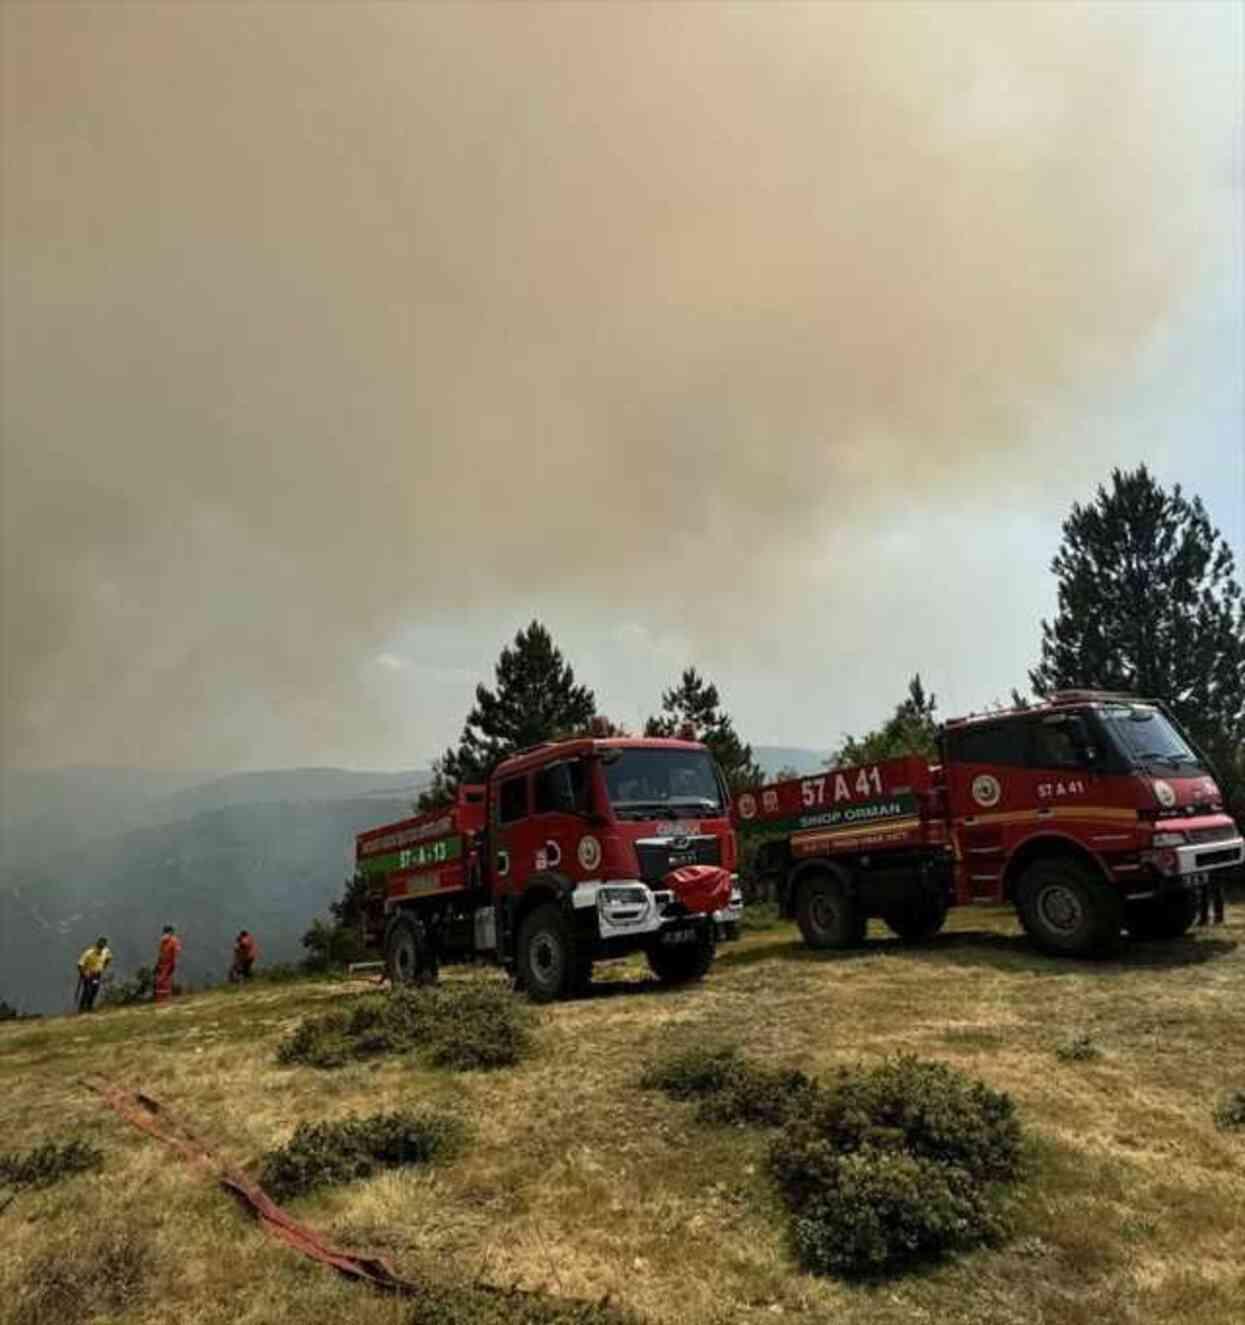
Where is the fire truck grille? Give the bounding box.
[1188,824,1239,845]
[1195,847,1241,870]
[635,837,722,884]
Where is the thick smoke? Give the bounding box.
[2,2,1240,767]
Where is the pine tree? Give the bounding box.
[330,872,372,929]
[829,674,939,767]
[1029,466,1245,805]
[419,622,597,811]
[645,667,763,793]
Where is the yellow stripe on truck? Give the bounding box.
[957,806,1139,828]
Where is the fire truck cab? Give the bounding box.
[358,736,743,1001]
[941,690,1243,954]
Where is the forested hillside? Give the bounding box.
[0,769,429,1014]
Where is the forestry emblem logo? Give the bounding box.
[577,835,602,872]
[971,774,1002,809]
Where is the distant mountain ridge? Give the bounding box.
[0,766,432,1015]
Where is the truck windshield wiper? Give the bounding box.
[1139,751,1188,767]
[610,800,674,819]
[665,798,720,814]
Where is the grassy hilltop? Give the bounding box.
[2,907,1243,1325]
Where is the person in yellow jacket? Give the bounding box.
[76,938,112,1012]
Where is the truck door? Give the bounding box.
[532,758,589,885]
[1025,713,1114,843]
[493,773,531,898]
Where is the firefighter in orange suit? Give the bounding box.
[230,930,258,982]
[153,925,182,1003]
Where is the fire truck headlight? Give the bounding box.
[1152,832,1188,847]
[597,886,651,926]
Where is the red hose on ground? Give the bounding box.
[83,1076,422,1292]
[81,1077,615,1316]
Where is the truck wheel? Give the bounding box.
[882,893,948,943]
[384,915,438,987]
[795,870,865,949]
[647,930,715,985]
[516,903,579,1003]
[1125,892,1198,941]
[1016,857,1123,958]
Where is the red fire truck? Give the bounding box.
[356,736,743,1000]
[736,691,1243,958]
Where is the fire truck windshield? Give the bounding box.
[1098,705,1201,772]
[603,748,726,819]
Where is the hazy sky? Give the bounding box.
[3,1,1242,772]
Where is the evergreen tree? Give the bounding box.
[330,871,372,929]
[419,622,597,811]
[645,667,763,793]
[829,674,939,767]
[1029,466,1245,805]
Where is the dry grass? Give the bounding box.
[2,908,1244,1324]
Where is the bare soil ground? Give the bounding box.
[2,905,1243,1324]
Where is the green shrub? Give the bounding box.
[697,1064,817,1128]
[1213,1088,1245,1131]
[1055,1033,1101,1062]
[788,1147,1005,1278]
[640,1044,816,1128]
[0,999,20,1021]
[276,982,533,1072]
[0,1138,103,1191]
[100,966,154,1006]
[422,984,534,1071]
[768,1056,1024,1278]
[301,918,373,972]
[772,1055,1021,1207]
[275,1010,355,1068]
[260,1110,466,1201]
[639,1044,742,1099]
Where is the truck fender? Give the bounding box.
[500,872,576,956]
[1002,832,1111,899]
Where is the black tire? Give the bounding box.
[384,915,438,987]
[1016,857,1123,958]
[516,902,581,1003]
[1126,891,1198,941]
[882,891,948,943]
[795,869,866,950]
[647,929,715,985]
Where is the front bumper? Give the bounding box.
[1132,828,1244,899]
[1173,836,1244,876]
[573,879,713,941]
